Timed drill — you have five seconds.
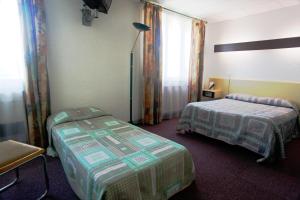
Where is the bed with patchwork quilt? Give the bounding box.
[177,94,299,162]
[47,107,195,200]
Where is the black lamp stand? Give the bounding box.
[129,22,150,124]
[129,51,134,124]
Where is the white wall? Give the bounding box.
[204,5,300,86]
[45,0,143,121]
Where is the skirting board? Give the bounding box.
[209,77,300,110]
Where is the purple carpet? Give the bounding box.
[1,119,300,200]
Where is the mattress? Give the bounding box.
[177,95,299,162]
[47,107,195,200]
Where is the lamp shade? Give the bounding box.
[133,22,151,32]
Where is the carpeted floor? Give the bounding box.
[1,118,300,200]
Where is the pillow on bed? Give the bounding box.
[225,93,298,111]
[47,106,110,131]
[46,107,111,157]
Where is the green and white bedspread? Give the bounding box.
[47,107,195,200]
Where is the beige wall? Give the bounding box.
[203,5,300,88]
[45,0,143,121]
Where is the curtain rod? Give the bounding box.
[141,0,208,24]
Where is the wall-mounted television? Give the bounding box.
[83,0,112,14]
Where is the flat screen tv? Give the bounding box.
[83,0,112,14]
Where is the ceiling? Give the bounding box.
[148,0,300,23]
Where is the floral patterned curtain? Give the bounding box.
[143,3,163,125]
[188,20,206,102]
[18,0,51,147]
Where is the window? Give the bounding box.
[162,10,192,86]
[0,0,25,97]
[161,10,192,119]
[0,0,27,142]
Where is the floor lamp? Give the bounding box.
[130,22,150,124]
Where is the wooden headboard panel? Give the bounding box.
[209,77,300,109]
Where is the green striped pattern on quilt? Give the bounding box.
[48,108,195,200]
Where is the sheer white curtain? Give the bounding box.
[0,0,27,142]
[162,10,192,119]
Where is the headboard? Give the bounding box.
[208,77,300,109]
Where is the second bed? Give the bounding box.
[177,94,299,162]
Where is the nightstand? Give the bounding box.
[201,89,223,101]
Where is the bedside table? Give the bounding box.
[201,89,223,101]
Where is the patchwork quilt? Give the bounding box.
[177,95,299,162]
[47,107,195,200]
